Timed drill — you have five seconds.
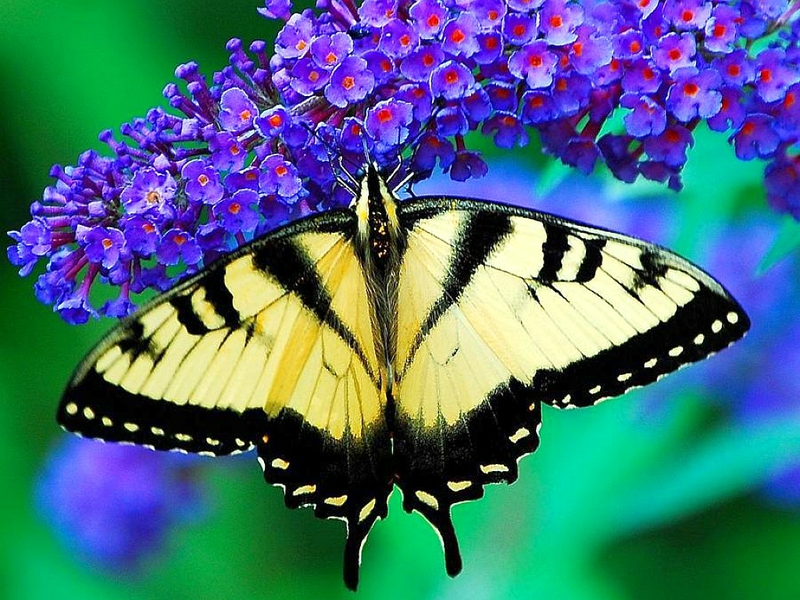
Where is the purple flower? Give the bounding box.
[621,93,667,137]
[732,115,781,160]
[400,45,445,81]
[442,13,481,57]
[754,48,800,103]
[275,14,314,59]
[207,131,247,172]
[359,0,399,27]
[254,106,290,138]
[539,0,584,46]
[259,154,303,200]
[182,160,224,204]
[258,0,292,20]
[310,32,353,68]
[409,0,447,39]
[472,0,506,30]
[121,217,160,256]
[622,59,663,94]
[430,60,476,100]
[652,32,696,72]
[156,229,202,266]
[37,438,203,569]
[715,50,756,87]
[290,57,331,96]
[666,68,723,122]
[664,0,712,30]
[412,133,455,170]
[482,112,528,148]
[380,18,419,58]
[365,99,414,151]
[213,189,260,234]
[520,91,559,124]
[78,226,128,270]
[508,41,558,88]
[502,13,537,45]
[704,4,740,52]
[766,158,800,217]
[120,168,177,218]
[643,125,694,168]
[217,88,258,132]
[450,150,487,182]
[325,56,375,108]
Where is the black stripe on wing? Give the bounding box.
[400,209,513,372]
[253,236,377,382]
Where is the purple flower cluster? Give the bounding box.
[7,0,800,322]
[36,438,204,569]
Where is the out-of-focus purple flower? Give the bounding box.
[37,438,203,569]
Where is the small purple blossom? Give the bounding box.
[652,32,696,72]
[365,99,415,151]
[78,226,128,270]
[430,60,476,99]
[442,13,481,57]
[120,168,177,217]
[275,14,314,59]
[310,32,353,68]
[666,68,723,122]
[539,0,584,46]
[213,189,261,234]
[218,88,258,132]
[182,160,224,204]
[156,229,202,266]
[509,41,558,88]
[409,0,447,39]
[325,56,375,107]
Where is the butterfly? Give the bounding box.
[58,163,749,589]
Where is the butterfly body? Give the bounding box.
[59,165,749,589]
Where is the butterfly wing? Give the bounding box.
[59,210,392,586]
[391,197,749,572]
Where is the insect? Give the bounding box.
[59,163,749,589]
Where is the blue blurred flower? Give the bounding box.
[37,438,204,570]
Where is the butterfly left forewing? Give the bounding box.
[390,197,749,571]
[59,210,392,588]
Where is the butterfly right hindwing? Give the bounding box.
[388,197,749,568]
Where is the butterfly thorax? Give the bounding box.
[354,165,404,398]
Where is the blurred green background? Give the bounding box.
[3,2,800,599]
